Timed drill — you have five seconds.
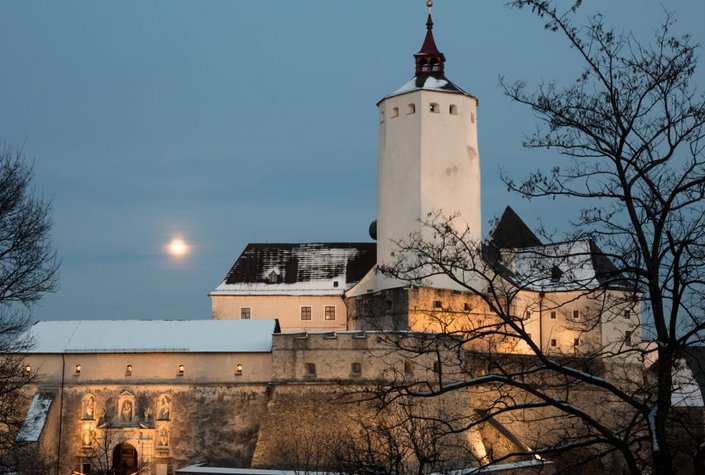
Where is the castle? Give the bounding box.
[16,2,649,474]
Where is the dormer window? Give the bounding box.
[267,270,280,284]
[550,266,562,283]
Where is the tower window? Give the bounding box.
[240,307,251,319]
[301,306,312,320]
[550,311,557,319]
[429,102,440,113]
[391,107,399,118]
[449,104,458,115]
[407,103,416,114]
[324,306,336,320]
[624,331,633,347]
[471,111,475,123]
[379,111,385,123]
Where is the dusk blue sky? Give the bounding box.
[1,1,704,322]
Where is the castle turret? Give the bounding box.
[372,1,481,292]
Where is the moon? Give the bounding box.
[166,237,190,258]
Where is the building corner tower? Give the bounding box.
[350,1,481,300]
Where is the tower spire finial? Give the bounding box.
[414,0,445,75]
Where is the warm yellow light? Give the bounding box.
[166,237,190,258]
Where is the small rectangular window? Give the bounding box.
[572,310,580,320]
[550,311,557,319]
[464,303,471,312]
[324,306,336,320]
[624,331,633,347]
[550,339,557,347]
[391,107,399,118]
[301,306,312,320]
[624,310,631,319]
[449,104,458,115]
[240,307,251,319]
[573,338,580,348]
[305,362,316,377]
[432,300,442,309]
[351,362,362,376]
[429,102,440,113]
[407,103,416,114]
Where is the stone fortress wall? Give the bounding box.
[23,330,644,474]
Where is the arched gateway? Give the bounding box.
[112,443,138,475]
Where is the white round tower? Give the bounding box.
[374,4,481,291]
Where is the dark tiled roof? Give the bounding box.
[490,206,542,249]
[588,240,633,289]
[223,243,376,286]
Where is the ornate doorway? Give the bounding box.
[112,443,138,475]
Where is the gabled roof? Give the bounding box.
[24,319,279,354]
[211,243,376,296]
[490,206,542,249]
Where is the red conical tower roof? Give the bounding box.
[414,1,445,75]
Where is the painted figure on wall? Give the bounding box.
[82,394,96,420]
[81,426,94,447]
[158,427,169,447]
[121,400,133,422]
[158,395,171,420]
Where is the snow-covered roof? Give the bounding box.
[380,74,476,103]
[16,393,53,442]
[211,243,375,296]
[24,319,278,354]
[502,240,605,291]
[487,207,627,291]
